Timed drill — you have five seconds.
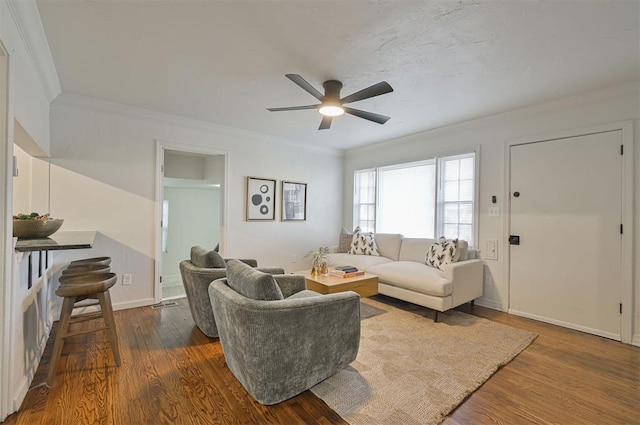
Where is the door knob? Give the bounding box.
[513,191,520,198]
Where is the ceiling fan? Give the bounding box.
[267,74,393,130]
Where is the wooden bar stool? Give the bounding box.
[68,256,111,267]
[62,263,111,276]
[47,272,121,386]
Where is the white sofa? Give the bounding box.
[327,233,483,321]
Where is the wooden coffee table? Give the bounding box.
[301,271,379,298]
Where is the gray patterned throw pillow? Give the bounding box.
[338,227,355,253]
[425,237,459,271]
[348,227,380,256]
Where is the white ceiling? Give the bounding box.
[36,0,639,150]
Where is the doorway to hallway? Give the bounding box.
[155,144,227,301]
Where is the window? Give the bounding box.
[377,160,435,238]
[353,169,376,233]
[438,153,475,245]
[353,151,476,246]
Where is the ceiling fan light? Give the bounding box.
[319,105,344,117]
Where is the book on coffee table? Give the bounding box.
[329,270,365,278]
[334,265,359,273]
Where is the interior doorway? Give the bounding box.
[155,144,227,301]
[507,126,631,341]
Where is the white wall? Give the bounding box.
[164,152,205,180]
[12,144,32,214]
[343,82,640,344]
[48,96,344,310]
[11,142,49,215]
[0,0,59,419]
[162,186,220,281]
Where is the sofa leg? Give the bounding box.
[470,300,475,311]
[434,311,439,322]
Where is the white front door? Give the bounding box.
[509,130,622,340]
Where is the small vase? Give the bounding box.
[320,262,328,275]
[311,265,319,275]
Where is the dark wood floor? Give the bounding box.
[3,296,639,425]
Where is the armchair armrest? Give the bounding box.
[179,260,230,338]
[256,267,285,275]
[273,274,306,298]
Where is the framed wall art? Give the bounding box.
[246,177,276,221]
[282,181,307,221]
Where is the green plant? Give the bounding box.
[13,212,52,220]
[304,246,329,266]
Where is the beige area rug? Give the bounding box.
[311,296,537,425]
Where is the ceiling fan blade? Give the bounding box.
[266,105,319,112]
[343,107,391,124]
[341,81,393,104]
[285,74,324,101]
[319,116,333,130]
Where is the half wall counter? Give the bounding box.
[14,231,97,289]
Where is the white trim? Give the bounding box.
[5,0,61,101]
[504,120,634,344]
[154,139,229,303]
[0,41,11,422]
[113,298,156,311]
[619,121,633,346]
[632,334,640,348]
[154,141,164,304]
[55,94,342,156]
[509,309,621,342]
[474,297,503,311]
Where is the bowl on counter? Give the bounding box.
[13,219,64,239]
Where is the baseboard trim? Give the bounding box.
[632,334,640,347]
[474,298,503,311]
[113,298,156,311]
[509,309,621,341]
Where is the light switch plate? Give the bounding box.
[488,206,500,217]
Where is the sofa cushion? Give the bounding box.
[226,259,284,301]
[368,261,453,297]
[328,253,393,270]
[348,227,380,256]
[425,237,460,271]
[399,238,434,262]
[191,246,226,268]
[372,233,403,260]
[338,228,355,253]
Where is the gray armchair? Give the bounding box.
[179,246,284,338]
[209,259,360,405]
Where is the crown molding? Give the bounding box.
[6,0,61,102]
[54,93,343,157]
